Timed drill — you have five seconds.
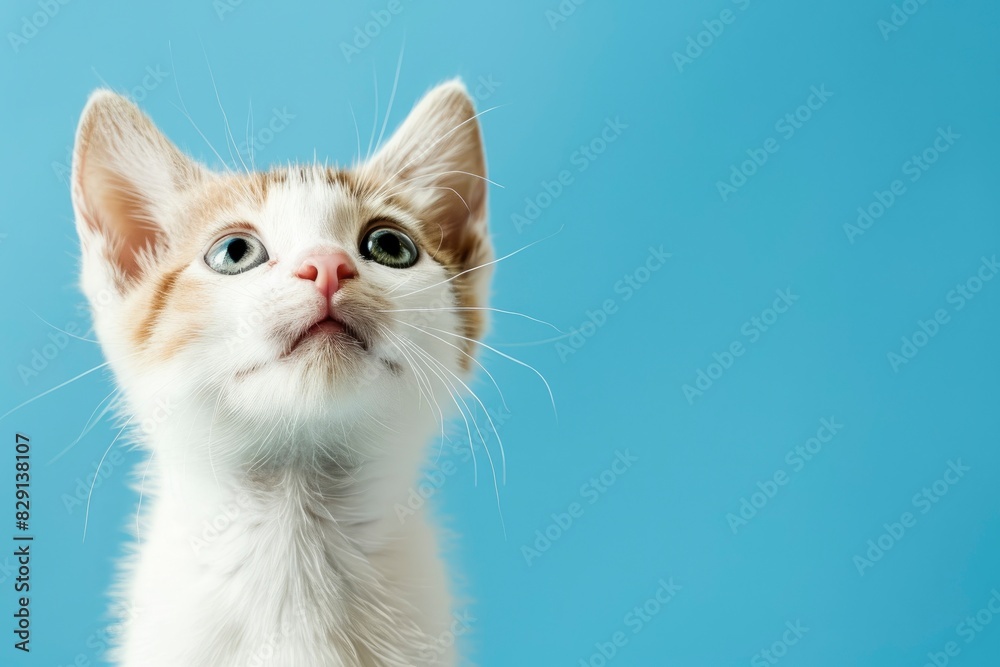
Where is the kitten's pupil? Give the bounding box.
[379,233,401,257]
[227,238,248,263]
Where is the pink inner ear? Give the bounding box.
[72,91,195,285]
[81,165,162,281]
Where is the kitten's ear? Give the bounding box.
[72,90,205,293]
[368,79,490,265]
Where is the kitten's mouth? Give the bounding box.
[307,317,346,336]
[286,314,369,354]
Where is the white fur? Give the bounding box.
[72,82,491,666]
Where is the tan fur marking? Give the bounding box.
[134,267,182,347]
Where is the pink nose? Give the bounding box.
[295,251,358,299]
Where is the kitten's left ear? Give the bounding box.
[72,90,206,294]
[367,79,490,268]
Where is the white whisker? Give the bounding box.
[397,335,506,535]
[1,360,113,422]
[383,169,505,195]
[381,306,563,333]
[83,413,134,542]
[48,387,120,464]
[202,43,249,173]
[374,42,405,155]
[392,322,507,485]
[349,103,363,167]
[246,98,256,170]
[365,65,380,161]
[136,450,156,549]
[28,307,99,343]
[378,325,446,458]
[418,324,556,418]
[368,104,504,202]
[394,226,564,300]
[169,41,232,171]
[390,317,509,417]
[388,330,479,485]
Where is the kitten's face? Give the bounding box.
[71,82,491,464]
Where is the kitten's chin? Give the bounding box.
[279,323,376,386]
[225,337,392,419]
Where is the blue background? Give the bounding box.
[1,0,998,665]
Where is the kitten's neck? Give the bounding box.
[123,414,449,665]
[146,410,429,544]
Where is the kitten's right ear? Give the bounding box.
[72,90,205,294]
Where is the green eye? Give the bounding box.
[205,234,269,275]
[360,227,418,268]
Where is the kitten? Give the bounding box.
[71,80,492,666]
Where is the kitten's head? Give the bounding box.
[71,81,491,465]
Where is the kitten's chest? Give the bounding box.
[122,487,438,667]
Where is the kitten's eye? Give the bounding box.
[205,234,269,275]
[360,227,418,268]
